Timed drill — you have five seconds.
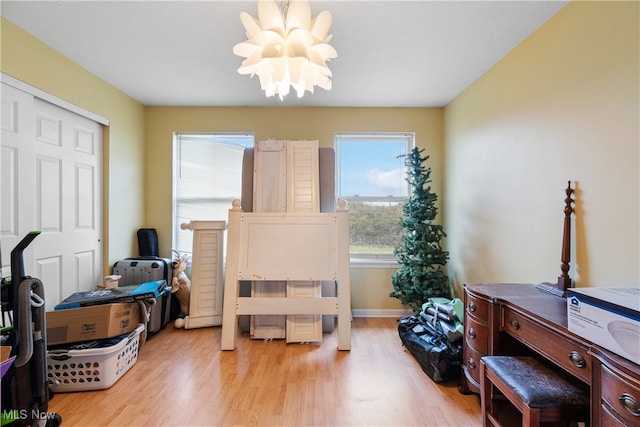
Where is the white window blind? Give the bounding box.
[173,132,254,255]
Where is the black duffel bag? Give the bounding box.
[398,315,462,382]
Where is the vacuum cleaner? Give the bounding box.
[1,231,61,427]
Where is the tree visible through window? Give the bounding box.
[173,132,254,256]
[335,132,414,265]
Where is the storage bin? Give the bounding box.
[47,324,144,392]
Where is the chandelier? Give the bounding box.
[233,0,337,100]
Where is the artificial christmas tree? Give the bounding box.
[390,147,451,312]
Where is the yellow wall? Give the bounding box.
[444,1,639,294]
[1,18,147,274]
[145,107,444,311]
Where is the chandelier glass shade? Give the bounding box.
[233,0,337,100]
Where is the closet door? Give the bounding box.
[1,83,103,309]
[1,84,35,270]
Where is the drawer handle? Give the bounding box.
[509,318,520,330]
[467,358,476,369]
[619,393,640,417]
[468,302,477,313]
[468,328,476,339]
[568,351,585,368]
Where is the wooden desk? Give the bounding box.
[460,283,640,426]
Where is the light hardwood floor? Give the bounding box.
[48,318,482,426]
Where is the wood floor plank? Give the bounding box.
[47,318,481,426]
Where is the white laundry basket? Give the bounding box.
[47,324,144,392]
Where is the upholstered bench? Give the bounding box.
[480,356,590,427]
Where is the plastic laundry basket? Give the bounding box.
[47,324,144,392]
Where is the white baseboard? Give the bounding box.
[351,309,412,318]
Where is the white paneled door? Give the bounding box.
[1,83,102,310]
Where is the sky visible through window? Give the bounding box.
[338,138,410,199]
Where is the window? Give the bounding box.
[335,132,414,267]
[173,132,254,257]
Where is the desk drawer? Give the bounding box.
[465,293,489,322]
[601,364,640,425]
[502,306,591,384]
[465,316,488,354]
[463,342,484,387]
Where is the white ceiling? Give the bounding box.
[1,0,568,108]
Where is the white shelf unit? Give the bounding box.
[179,220,225,329]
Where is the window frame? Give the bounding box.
[334,132,415,268]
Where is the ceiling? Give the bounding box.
[1,0,568,108]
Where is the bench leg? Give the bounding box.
[480,360,492,426]
[522,407,540,427]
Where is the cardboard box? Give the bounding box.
[46,302,141,346]
[567,288,640,365]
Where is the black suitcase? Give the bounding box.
[398,315,462,383]
[112,257,173,336]
[137,228,159,257]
